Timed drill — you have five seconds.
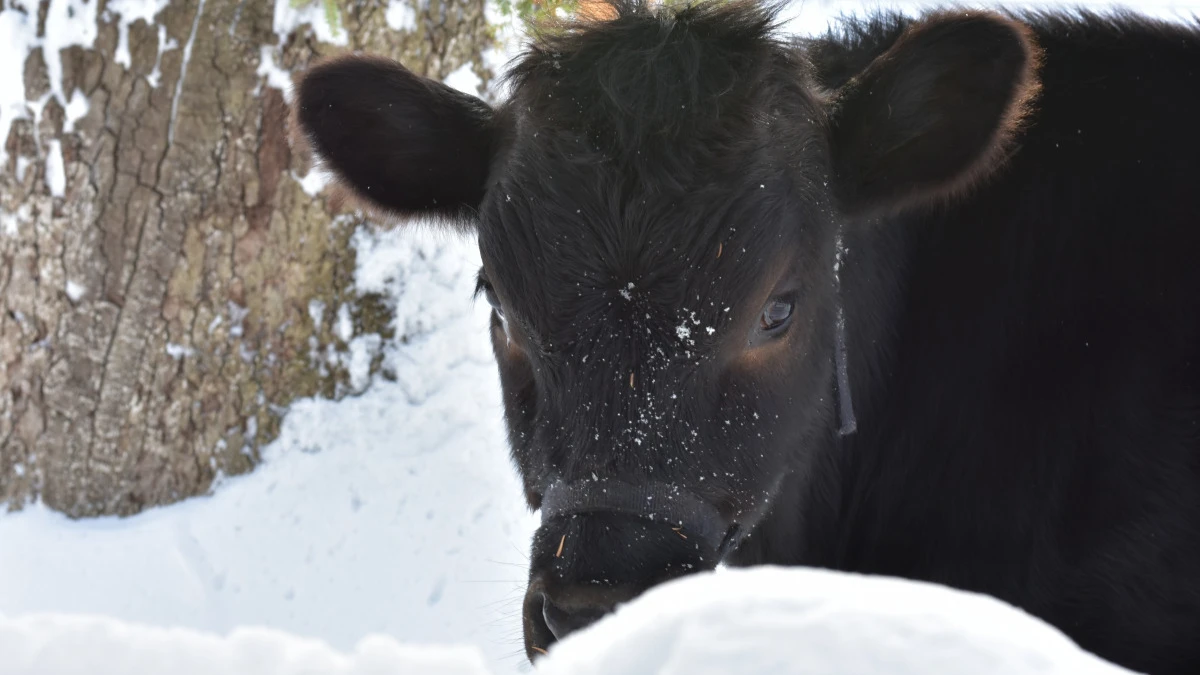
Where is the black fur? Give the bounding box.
[295,55,494,222]
[295,1,1200,672]
[827,11,1040,217]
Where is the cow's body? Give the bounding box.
[296,3,1200,673]
[734,14,1200,673]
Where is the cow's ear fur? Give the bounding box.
[294,55,494,227]
[828,11,1041,218]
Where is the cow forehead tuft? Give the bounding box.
[500,0,806,155]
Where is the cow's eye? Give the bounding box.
[484,284,505,320]
[475,274,505,321]
[760,298,794,332]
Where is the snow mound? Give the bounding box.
[0,567,1137,675]
[0,612,489,675]
[536,566,1137,675]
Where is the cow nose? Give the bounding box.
[541,593,609,640]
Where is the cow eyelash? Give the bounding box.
[473,273,490,300]
[475,274,505,320]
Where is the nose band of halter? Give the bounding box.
[539,479,728,553]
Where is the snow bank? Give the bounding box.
[539,567,1135,675]
[0,612,490,675]
[0,567,1136,675]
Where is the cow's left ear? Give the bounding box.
[827,11,1041,218]
[294,55,495,227]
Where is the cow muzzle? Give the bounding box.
[523,479,738,659]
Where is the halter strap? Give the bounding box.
[540,479,727,552]
[833,224,857,437]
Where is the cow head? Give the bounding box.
[294,0,1039,660]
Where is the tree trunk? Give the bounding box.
[0,0,495,518]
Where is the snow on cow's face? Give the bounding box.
[295,0,1039,659]
[475,100,837,506]
[475,134,844,654]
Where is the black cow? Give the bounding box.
[295,1,1200,672]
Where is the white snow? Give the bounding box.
[257,45,295,103]
[308,299,327,329]
[145,25,179,89]
[1,203,29,236]
[64,280,86,302]
[14,156,31,182]
[2,0,169,171]
[536,567,1136,675]
[334,302,354,343]
[61,89,89,133]
[42,0,99,104]
[293,166,332,196]
[345,334,382,393]
[0,612,492,675]
[105,0,171,69]
[0,567,1140,675]
[43,139,65,196]
[0,5,41,171]
[0,210,17,236]
[166,343,195,359]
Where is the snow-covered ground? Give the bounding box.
[1,1,1198,674]
[0,567,1137,675]
[0,226,540,672]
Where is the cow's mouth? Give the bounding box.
[522,575,635,660]
[522,480,746,660]
[522,582,557,660]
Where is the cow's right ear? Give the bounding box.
[826,11,1040,219]
[295,55,495,227]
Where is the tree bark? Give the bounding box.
[0,0,495,518]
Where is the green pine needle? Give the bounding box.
[288,0,343,38]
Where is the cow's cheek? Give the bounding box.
[488,320,543,503]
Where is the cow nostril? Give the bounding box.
[541,594,608,640]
